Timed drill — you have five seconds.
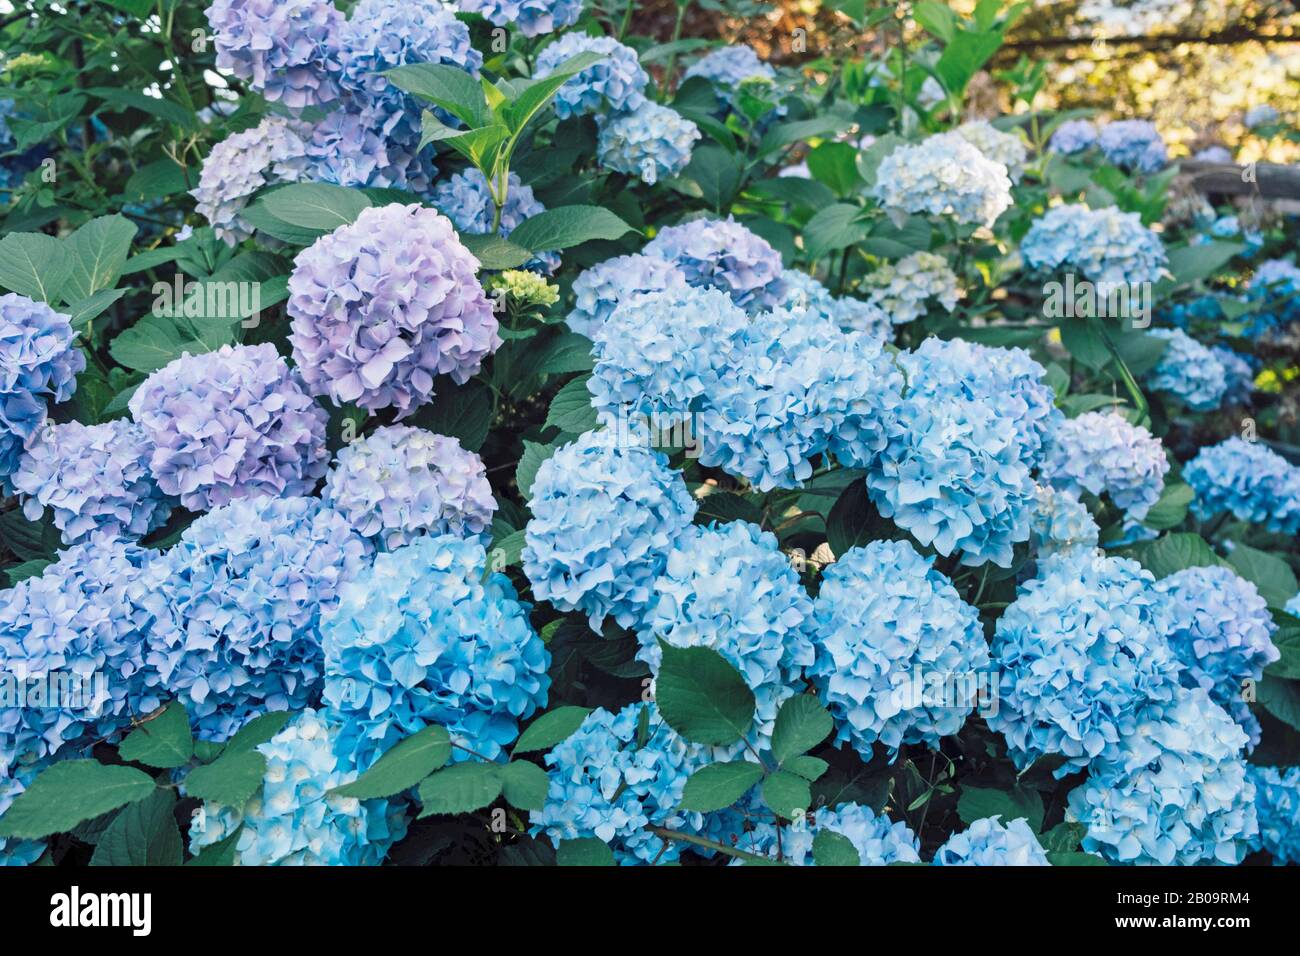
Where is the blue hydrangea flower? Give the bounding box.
[810,540,988,756]
[1184,437,1300,534]
[986,549,1183,774]
[596,101,700,185]
[566,254,687,338]
[454,0,583,37]
[1066,687,1256,865]
[0,536,166,769]
[933,816,1050,865]
[191,115,309,244]
[321,534,550,769]
[1048,118,1097,155]
[870,132,1013,227]
[1097,120,1167,173]
[1249,765,1300,864]
[1287,592,1300,617]
[205,0,343,109]
[1242,258,1300,337]
[145,496,367,743]
[862,252,961,325]
[1030,484,1099,557]
[129,343,329,512]
[1040,411,1169,520]
[431,168,559,273]
[637,522,814,737]
[12,419,173,545]
[0,293,84,493]
[523,431,697,631]
[706,801,921,865]
[1021,204,1167,285]
[303,106,436,193]
[529,702,710,865]
[683,45,775,87]
[535,33,647,119]
[1245,104,1280,128]
[699,309,904,492]
[0,761,46,866]
[1210,345,1255,405]
[322,425,494,550]
[288,203,500,416]
[1161,293,1225,332]
[1143,328,1228,411]
[188,708,408,865]
[643,217,786,313]
[956,120,1027,182]
[1194,145,1233,163]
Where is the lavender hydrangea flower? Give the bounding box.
[191,115,309,244]
[956,120,1027,182]
[322,534,550,769]
[288,203,499,416]
[1184,437,1300,534]
[933,817,1050,865]
[596,102,701,185]
[1048,118,1097,155]
[529,702,710,865]
[1194,145,1233,163]
[1250,765,1300,864]
[0,293,84,492]
[431,169,559,273]
[1067,687,1256,865]
[454,0,583,37]
[862,251,961,325]
[322,425,494,550]
[129,343,329,512]
[684,45,776,87]
[1029,484,1099,557]
[535,33,648,119]
[188,708,408,865]
[303,106,435,193]
[205,0,343,109]
[1021,204,1167,285]
[870,132,1013,227]
[145,496,367,743]
[523,431,697,631]
[986,548,1183,774]
[567,254,688,338]
[809,540,989,755]
[643,217,786,313]
[1040,411,1168,520]
[1143,328,1228,411]
[1097,120,1167,173]
[12,419,173,545]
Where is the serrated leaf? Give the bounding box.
[1141,481,1193,530]
[783,755,829,781]
[0,761,156,839]
[513,706,593,755]
[544,375,598,434]
[761,770,812,820]
[771,694,833,765]
[331,726,452,800]
[1131,532,1224,579]
[62,215,138,303]
[956,785,1044,833]
[89,788,183,866]
[516,439,557,500]
[0,232,71,302]
[678,761,764,812]
[1226,543,1298,609]
[556,837,615,866]
[812,829,860,866]
[416,763,502,816]
[500,761,549,811]
[507,205,633,253]
[386,62,491,129]
[118,702,194,769]
[182,750,267,808]
[655,642,756,746]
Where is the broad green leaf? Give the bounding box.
[1258,675,1300,731]
[1141,481,1193,531]
[957,785,1044,833]
[1130,532,1224,579]
[556,837,616,866]
[771,694,833,765]
[489,528,526,567]
[678,761,765,812]
[1057,316,1110,370]
[118,702,194,769]
[812,829,861,866]
[655,642,756,746]
[331,726,452,800]
[89,788,183,866]
[0,232,71,302]
[516,439,558,500]
[783,755,829,781]
[1047,851,1108,866]
[806,142,864,198]
[387,63,491,128]
[1226,543,1298,609]
[0,761,156,839]
[410,379,493,452]
[761,770,812,819]
[544,375,598,435]
[827,478,877,558]
[1267,614,1300,680]
[185,827,242,866]
[513,706,593,755]
[183,750,267,807]
[1167,241,1244,285]
[224,711,294,755]
[62,215,139,303]
[507,205,633,253]
[459,233,532,271]
[65,288,127,331]
[500,761,549,811]
[682,144,744,212]
[802,203,869,261]
[416,763,502,816]
[261,183,372,233]
[757,114,855,157]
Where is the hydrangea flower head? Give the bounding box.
[321,425,494,550]
[431,169,558,273]
[870,132,1013,227]
[1040,411,1168,520]
[205,0,343,109]
[1184,437,1300,534]
[535,33,647,119]
[707,802,921,865]
[1021,204,1167,285]
[1097,119,1167,173]
[322,534,550,769]
[956,120,1027,181]
[933,817,1050,865]
[523,431,697,630]
[129,343,329,512]
[1029,484,1099,557]
[1243,258,1300,335]
[986,548,1183,773]
[1048,118,1097,155]
[455,0,583,37]
[567,254,688,338]
[303,105,436,193]
[1250,765,1300,864]
[809,540,988,755]
[863,251,960,325]
[0,762,46,866]
[1143,328,1228,411]
[12,419,173,545]
[643,217,785,313]
[596,101,700,185]
[288,203,499,416]
[191,116,309,244]
[1245,104,1280,129]
[683,45,775,87]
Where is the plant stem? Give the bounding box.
[661,1,691,99]
[647,826,774,864]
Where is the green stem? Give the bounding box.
[661,1,691,99]
[617,0,636,40]
[647,826,774,864]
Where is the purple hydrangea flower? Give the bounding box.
[431,169,559,273]
[205,0,343,109]
[566,254,688,338]
[191,116,310,245]
[596,102,700,185]
[643,217,786,313]
[303,106,436,193]
[535,33,648,119]
[454,0,583,38]
[1097,120,1167,173]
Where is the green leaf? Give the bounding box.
[89,788,183,866]
[110,311,232,373]
[812,829,861,866]
[241,202,328,246]
[1268,612,1300,680]
[65,288,128,331]
[513,706,593,755]
[6,559,51,586]
[806,142,864,198]
[1058,316,1110,370]
[0,232,71,302]
[416,763,503,816]
[507,205,633,253]
[771,694,833,765]
[500,761,549,811]
[183,750,267,808]
[783,755,829,781]
[1130,532,1224,579]
[503,51,606,133]
[387,63,491,129]
[516,438,557,500]
[409,379,493,452]
[489,527,526,568]
[678,761,765,812]
[62,215,138,303]
[544,375,598,434]
[261,183,372,233]
[1040,821,1087,853]
[802,203,870,262]
[655,642,756,746]
[224,711,294,755]
[331,726,452,800]
[957,785,1044,833]
[761,770,812,819]
[757,114,855,157]
[1047,851,1108,866]
[695,491,763,526]
[459,233,532,271]
[827,478,876,558]
[1226,543,1298,609]
[0,760,156,839]
[118,702,194,769]
[682,144,744,212]
[1258,674,1300,731]
[185,827,242,866]
[1141,481,1193,531]
[1167,241,1243,285]
[556,837,616,866]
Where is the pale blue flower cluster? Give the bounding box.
[530,702,709,865]
[637,522,815,736]
[205,0,342,109]
[0,293,84,493]
[455,0,583,37]
[956,120,1027,182]
[1048,118,1098,155]
[870,131,1013,227]
[129,343,329,512]
[431,168,559,273]
[0,762,45,866]
[567,253,688,338]
[1029,484,1099,557]
[987,549,1183,774]
[596,101,701,185]
[933,817,1050,865]
[778,271,892,338]
[1184,437,1300,534]
[1209,346,1255,405]
[1067,688,1256,865]
[708,802,922,865]
[523,431,697,630]
[809,540,989,755]
[1040,411,1169,520]
[683,45,776,87]
[535,34,647,119]
[1249,765,1300,864]
[12,419,174,545]
[190,115,309,244]
[1243,258,1300,336]
[1144,328,1228,411]
[302,106,436,194]
[1097,119,1167,172]
[1245,104,1280,129]
[321,534,550,769]
[188,709,408,865]
[643,217,786,313]
[1021,204,1167,285]
[862,251,961,325]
